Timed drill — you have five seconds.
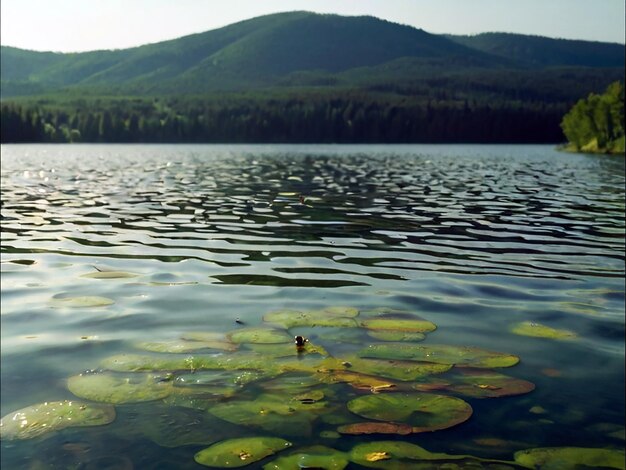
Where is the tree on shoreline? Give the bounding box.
[561,81,625,154]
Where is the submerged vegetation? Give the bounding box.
[2,305,623,469]
[561,81,625,154]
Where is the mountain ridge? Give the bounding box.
[2,11,623,98]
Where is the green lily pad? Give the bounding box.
[175,369,267,390]
[195,437,292,468]
[360,316,436,333]
[0,400,115,440]
[181,332,231,342]
[263,309,358,329]
[338,422,414,435]
[511,321,577,340]
[413,369,535,398]
[263,445,349,470]
[320,370,398,393]
[366,330,426,342]
[228,327,293,344]
[319,356,451,382]
[244,341,329,358]
[358,344,519,368]
[51,295,115,308]
[136,339,238,353]
[348,441,517,469]
[67,372,172,404]
[344,392,472,433]
[514,447,626,469]
[81,271,138,279]
[101,353,274,374]
[349,441,464,468]
[260,373,322,393]
[209,394,328,437]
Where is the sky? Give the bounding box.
[1,0,624,53]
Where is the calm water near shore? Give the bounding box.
[1,144,624,469]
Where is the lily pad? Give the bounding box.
[209,394,328,437]
[349,441,463,468]
[360,316,436,333]
[263,309,358,329]
[338,422,414,435]
[0,400,115,440]
[195,437,292,468]
[228,327,293,344]
[413,369,535,398]
[320,370,398,393]
[136,339,238,353]
[320,356,451,382]
[175,370,267,391]
[244,341,329,358]
[81,271,138,279]
[263,445,349,470]
[366,330,426,342]
[101,353,274,374]
[511,321,577,340]
[51,296,115,308]
[260,373,322,393]
[67,372,172,404]
[358,344,519,368]
[514,447,626,469]
[345,393,472,433]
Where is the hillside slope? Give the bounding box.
[2,11,623,98]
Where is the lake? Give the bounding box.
[1,144,624,469]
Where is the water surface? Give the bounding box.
[1,144,624,468]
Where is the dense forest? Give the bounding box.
[0,92,568,144]
[561,81,625,154]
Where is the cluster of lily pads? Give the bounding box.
[2,306,623,469]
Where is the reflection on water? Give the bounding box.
[1,144,624,468]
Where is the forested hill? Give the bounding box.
[1,11,624,143]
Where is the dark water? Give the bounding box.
[1,144,624,469]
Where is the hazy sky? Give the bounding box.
[1,0,624,53]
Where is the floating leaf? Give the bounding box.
[67,372,172,404]
[260,373,322,393]
[366,330,426,342]
[360,316,436,333]
[511,321,577,340]
[136,339,238,353]
[81,271,138,279]
[514,447,626,469]
[263,309,358,329]
[244,341,328,358]
[320,370,397,393]
[350,441,459,467]
[51,296,115,308]
[320,356,451,382]
[338,422,413,435]
[358,344,519,368]
[228,327,293,344]
[345,393,472,433]
[209,394,328,437]
[0,400,115,440]
[263,445,349,470]
[175,369,267,393]
[413,369,535,398]
[195,437,292,468]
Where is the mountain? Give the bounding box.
[446,32,625,68]
[2,11,622,98]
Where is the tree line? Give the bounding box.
[1,93,568,144]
